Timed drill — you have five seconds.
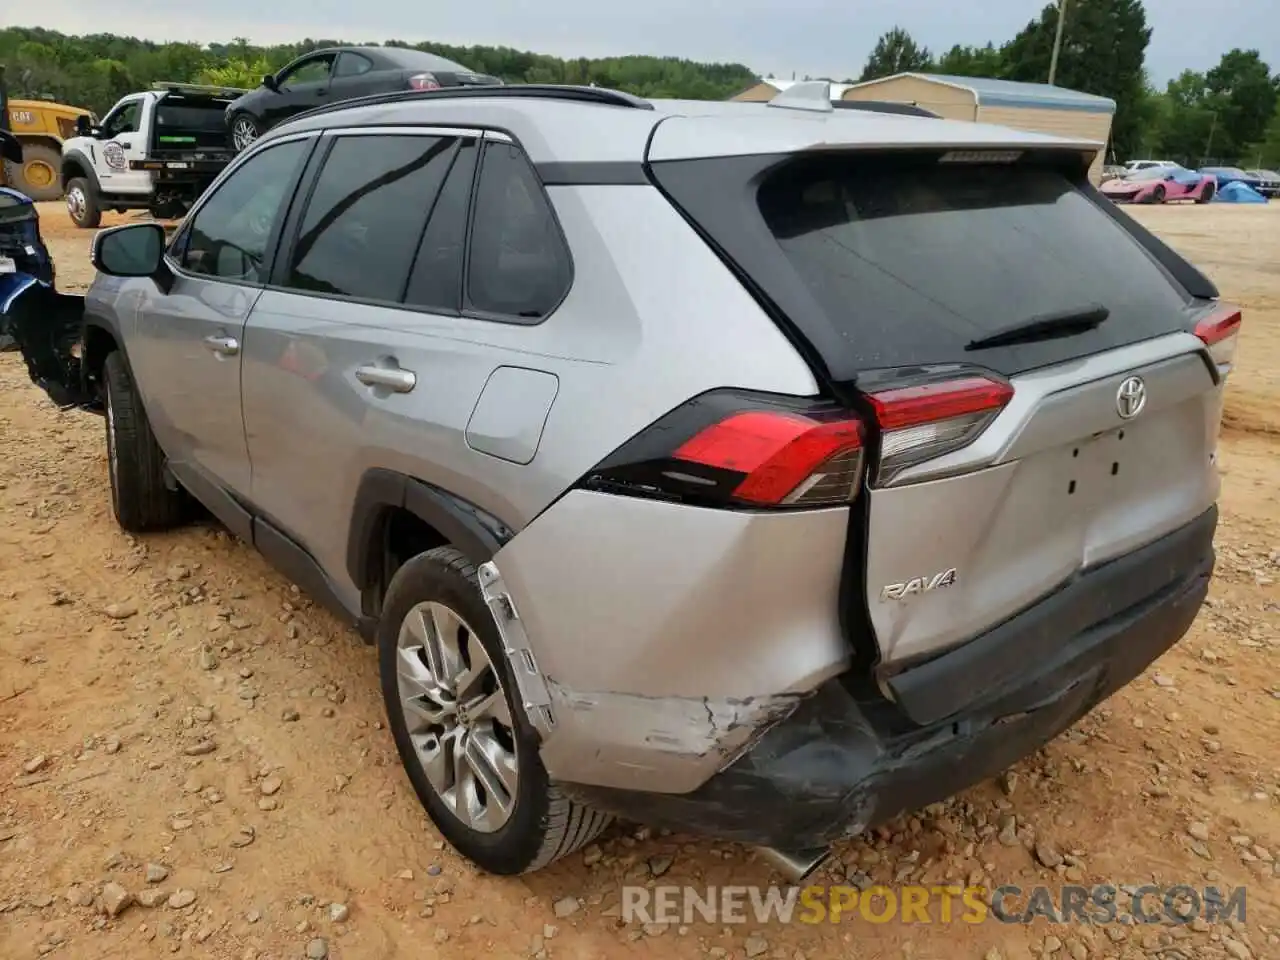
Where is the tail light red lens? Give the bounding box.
[1194,304,1242,372]
[866,375,1014,485]
[578,392,867,510]
[408,73,441,91]
[674,411,864,506]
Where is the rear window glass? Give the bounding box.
[156,104,229,134]
[757,157,1189,353]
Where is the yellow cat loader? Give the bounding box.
[0,64,95,200]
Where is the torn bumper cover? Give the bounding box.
[0,185,90,406]
[559,506,1215,848]
[2,279,88,407]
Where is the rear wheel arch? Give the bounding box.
[347,469,516,618]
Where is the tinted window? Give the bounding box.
[334,52,374,77]
[755,155,1189,357]
[154,103,227,134]
[179,139,309,283]
[281,56,333,86]
[404,139,478,313]
[466,142,571,319]
[285,135,456,302]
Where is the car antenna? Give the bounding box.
[767,80,834,113]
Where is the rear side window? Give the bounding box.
[334,52,374,77]
[757,156,1189,358]
[285,134,457,303]
[404,139,479,313]
[465,141,571,320]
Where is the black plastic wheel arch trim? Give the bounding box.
[346,468,517,591]
[61,150,103,192]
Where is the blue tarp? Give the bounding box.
[1214,181,1268,203]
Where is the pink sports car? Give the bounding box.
[1100,166,1217,204]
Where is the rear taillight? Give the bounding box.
[865,375,1013,485]
[1194,303,1242,373]
[408,73,441,91]
[579,392,866,509]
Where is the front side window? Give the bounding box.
[280,56,334,88]
[465,141,571,319]
[179,139,310,283]
[284,134,457,303]
[102,101,141,138]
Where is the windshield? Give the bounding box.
[1127,167,1173,181]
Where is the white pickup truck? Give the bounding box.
[59,82,244,228]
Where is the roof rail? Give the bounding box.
[767,80,834,113]
[151,81,247,98]
[832,100,941,119]
[290,83,654,124]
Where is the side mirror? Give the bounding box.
[92,223,167,279]
[75,115,93,137]
[262,74,278,91]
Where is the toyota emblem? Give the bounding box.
[1116,376,1147,419]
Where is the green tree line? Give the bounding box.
[855,0,1279,167]
[4,9,1279,169]
[0,27,755,118]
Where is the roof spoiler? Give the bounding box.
[833,100,941,119]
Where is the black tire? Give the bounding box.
[6,144,63,201]
[1197,182,1215,204]
[65,176,101,229]
[103,351,185,532]
[1147,183,1166,205]
[378,546,612,875]
[229,113,262,153]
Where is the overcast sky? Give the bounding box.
[24,0,1280,88]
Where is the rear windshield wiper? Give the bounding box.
[966,304,1110,351]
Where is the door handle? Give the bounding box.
[203,335,240,356]
[355,365,416,393]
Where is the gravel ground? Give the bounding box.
[0,202,1277,960]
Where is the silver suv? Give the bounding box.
[11,82,1239,880]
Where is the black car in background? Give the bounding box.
[224,46,501,151]
[1245,169,1280,197]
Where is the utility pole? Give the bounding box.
[1203,110,1217,167]
[1048,0,1068,86]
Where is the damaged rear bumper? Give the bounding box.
[557,506,1216,848]
[2,279,90,408]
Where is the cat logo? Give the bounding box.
[880,568,958,602]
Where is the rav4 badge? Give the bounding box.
[880,568,958,602]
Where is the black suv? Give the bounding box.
[224,46,500,151]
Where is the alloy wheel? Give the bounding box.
[66,186,86,222]
[395,600,519,833]
[232,118,259,151]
